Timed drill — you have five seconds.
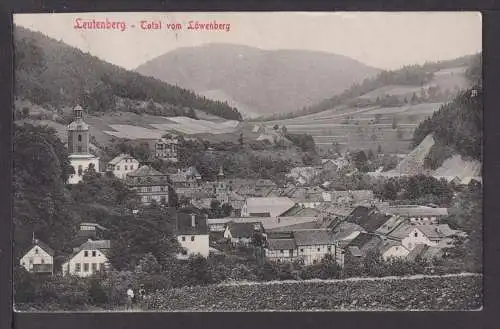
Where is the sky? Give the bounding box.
[14,12,482,70]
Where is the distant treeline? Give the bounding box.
[265,54,480,121]
[14,26,242,121]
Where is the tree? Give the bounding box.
[88,278,108,305]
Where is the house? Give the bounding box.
[66,105,100,184]
[62,239,111,277]
[342,233,383,267]
[293,229,336,265]
[78,222,108,239]
[223,221,265,246]
[170,166,202,198]
[264,229,335,265]
[20,239,54,275]
[241,197,296,217]
[175,213,209,259]
[344,206,392,233]
[125,165,170,205]
[207,216,319,233]
[387,223,460,251]
[379,240,410,261]
[385,206,448,224]
[406,244,446,262]
[154,137,178,162]
[265,232,297,263]
[106,154,139,179]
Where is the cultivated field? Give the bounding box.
[142,273,482,311]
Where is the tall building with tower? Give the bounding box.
[67,105,100,184]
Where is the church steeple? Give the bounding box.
[67,105,90,154]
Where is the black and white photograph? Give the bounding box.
[12,12,482,312]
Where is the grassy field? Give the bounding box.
[141,273,482,311]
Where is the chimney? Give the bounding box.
[191,214,196,228]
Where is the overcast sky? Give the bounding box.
[14,12,481,70]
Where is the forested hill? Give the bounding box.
[269,53,480,121]
[14,26,242,121]
[412,53,482,163]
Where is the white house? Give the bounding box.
[387,224,459,251]
[106,154,139,179]
[62,239,111,277]
[20,239,54,275]
[241,197,295,217]
[266,232,297,263]
[175,214,210,259]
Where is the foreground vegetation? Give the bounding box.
[141,273,481,311]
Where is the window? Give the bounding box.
[91,263,97,272]
[92,251,96,257]
[130,165,134,170]
[160,187,165,192]
[327,246,332,252]
[289,249,294,255]
[191,236,195,242]
[78,134,82,142]
[414,232,418,237]
[22,262,25,266]
[317,248,321,252]
[75,263,81,272]
[84,251,88,257]
[181,236,186,242]
[41,259,45,264]
[300,248,304,252]
[125,165,128,170]
[35,248,38,254]
[83,263,89,272]
[280,250,284,254]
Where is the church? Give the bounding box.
[67,105,100,184]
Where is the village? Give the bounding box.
[20,105,471,282]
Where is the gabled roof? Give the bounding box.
[64,239,111,263]
[345,206,391,232]
[127,165,165,177]
[293,229,333,246]
[176,213,209,235]
[387,223,414,240]
[226,222,262,238]
[280,205,321,217]
[267,238,297,250]
[375,216,405,236]
[386,206,448,217]
[347,232,382,250]
[244,197,295,217]
[26,239,55,257]
[108,154,137,165]
[378,240,404,255]
[330,222,366,241]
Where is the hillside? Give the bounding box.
[135,43,381,117]
[14,26,242,121]
[263,54,480,154]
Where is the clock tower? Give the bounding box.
[66,105,100,184]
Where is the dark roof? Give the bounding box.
[176,213,209,235]
[280,205,321,217]
[127,165,164,177]
[345,206,391,232]
[226,222,262,238]
[29,239,55,256]
[293,229,333,246]
[267,238,296,250]
[347,232,382,250]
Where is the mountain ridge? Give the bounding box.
[135,43,381,117]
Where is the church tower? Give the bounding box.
[67,105,90,154]
[66,105,100,184]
